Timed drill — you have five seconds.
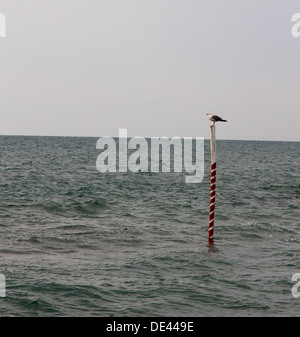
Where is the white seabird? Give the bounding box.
[206,113,227,126]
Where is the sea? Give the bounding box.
[0,135,299,317]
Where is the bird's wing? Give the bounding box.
[212,115,223,121]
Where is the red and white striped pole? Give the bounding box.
[208,125,216,246]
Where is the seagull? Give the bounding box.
[206,113,227,126]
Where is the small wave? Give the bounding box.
[0,248,46,255]
[42,199,108,217]
[219,221,295,236]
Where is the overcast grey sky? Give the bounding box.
[0,0,299,141]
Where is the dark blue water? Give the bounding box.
[0,136,299,316]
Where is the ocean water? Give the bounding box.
[0,135,299,317]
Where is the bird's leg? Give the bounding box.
[213,122,215,127]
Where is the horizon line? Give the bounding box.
[0,133,299,143]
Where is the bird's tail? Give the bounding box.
[221,119,227,122]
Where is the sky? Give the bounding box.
[0,0,300,141]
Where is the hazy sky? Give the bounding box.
[0,1,299,141]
